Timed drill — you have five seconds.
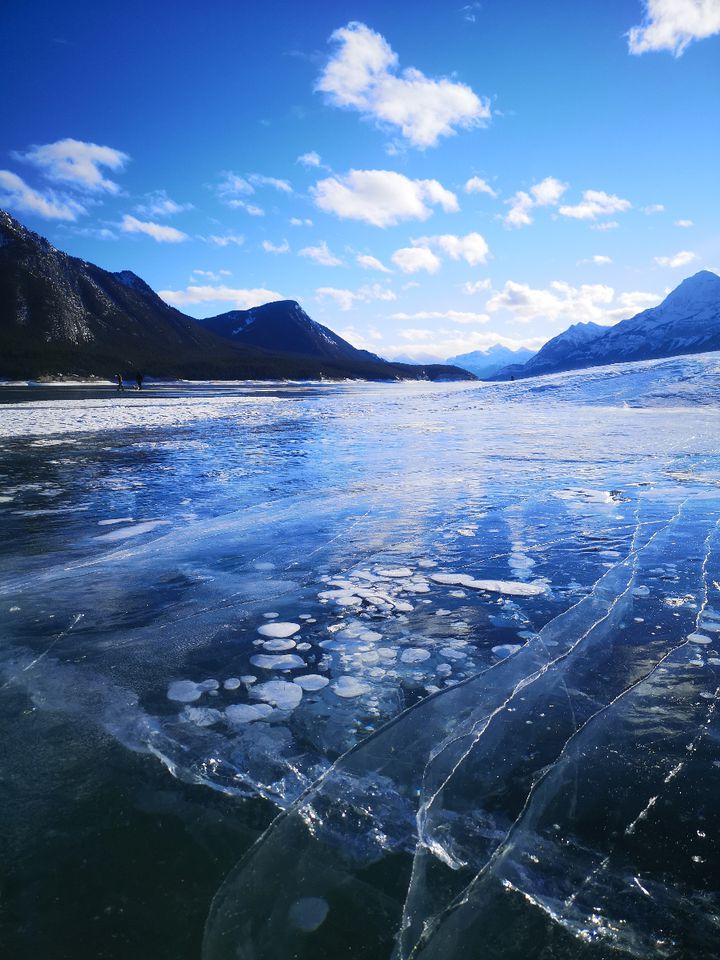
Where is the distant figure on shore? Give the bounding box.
[135,371,144,390]
[116,373,124,392]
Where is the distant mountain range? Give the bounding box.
[447,344,536,379]
[492,270,720,380]
[0,210,474,382]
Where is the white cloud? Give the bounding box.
[578,254,613,265]
[0,170,85,220]
[262,239,290,253]
[559,189,631,221]
[120,215,188,242]
[675,218,694,227]
[249,174,292,193]
[297,151,322,167]
[17,138,129,193]
[415,232,490,266]
[290,217,313,226]
[136,190,192,217]
[654,249,698,268]
[462,278,492,294]
[191,269,232,281]
[357,253,392,273]
[643,203,665,214]
[312,169,458,227]
[228,200,265,216]
[299,240,344,266]
[487,279,661,325]
[158,285,283,309]
[628,0,720,56]
[217,173,254,197]
[316,283,397,311]
[590,220,620,231]
[503,176,568,227]
[391,246,442,274]
[316,21,490,148]
[389,310,490,325]
[465,176,497,197]
[203,233,245,247]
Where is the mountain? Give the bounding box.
[446,344,536,379]
[0,210,473,382]
[198,300,384,364]
[492,271,720,380]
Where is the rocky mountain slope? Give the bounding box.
[0,210,474,382]
[492,271,720,380]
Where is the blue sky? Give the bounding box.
[1,0,719,361]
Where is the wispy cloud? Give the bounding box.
[316,21,490,148]
[299,240,344,266]
[16,138,129,193]
[465,176,497,197]
[262,239,290,253]
[135,189,192,217]
[158,285,283,308]
[316,283,396,311]
[654,249,698,268]
[297,151,322,168]
[120,215,188,242]
[0,170,85,220]
[357,253,392,273]
[559,189,631,221]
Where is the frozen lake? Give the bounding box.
[1,354,720,959]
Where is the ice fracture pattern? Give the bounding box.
[1,352,720,959]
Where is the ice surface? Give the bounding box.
[2,365,720,959]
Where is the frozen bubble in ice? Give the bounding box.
[198,679,220,692]
[255,562,275,571]
[435,609,452,617]
[183,706,223,727]
[377,647,397,661]
[492,644,523,659]
[299,614,312,620]
[359,630,383,642]
[223,678,242,690]
[375,567,414,578]
[439,647,467,660]
[262,638,297,651]
[225,703,271,725]
[332,676,371,699]
[687,633,711,645]
[633,585,651,597]
[262,612,279,619]
[471,579,547,597]
[167,680,202,703]
[250,654,305,670]
[293,674,330,691]
[296,642,312,651]
[401,647,431,663]
[250,680,303,710]
[257,622,301,639]
[288,897,329,933]
[240,675,257,684]
[417,559,437,568]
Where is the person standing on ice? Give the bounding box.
[135,371,143,390]
[115,372,124,392]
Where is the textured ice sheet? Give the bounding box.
[2,369,720,959]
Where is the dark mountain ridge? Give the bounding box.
[0,210,474,382]
[492,271,720,380]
